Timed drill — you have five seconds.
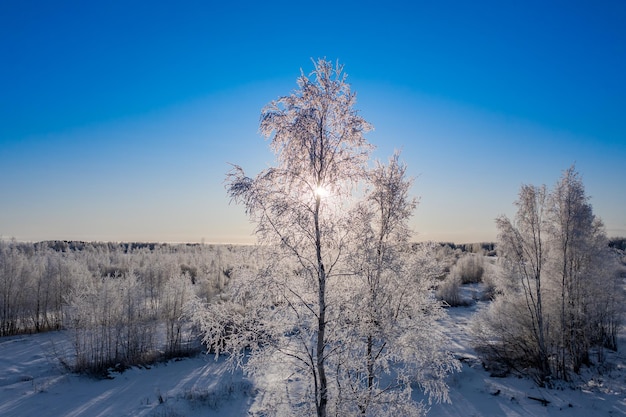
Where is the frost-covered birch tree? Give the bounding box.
[191,59,458,417]
[335,153,459,416]
[209,59,371,417]
[493,184,551,381]
[547,166,617,377]
[475,166,623,383]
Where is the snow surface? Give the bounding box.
[0,332,252,417]
[1,285,625,417]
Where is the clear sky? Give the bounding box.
[1,0,625,244]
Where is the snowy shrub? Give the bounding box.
[436,254,487,306]
[451,253,484,284]
[435,274,464,307]
[478,259,498,301]
[472,292,542,380]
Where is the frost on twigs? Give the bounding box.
[197,58,459,417]
[225,165,253,209]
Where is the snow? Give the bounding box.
[0,332,253,417]
[1,287,625,417]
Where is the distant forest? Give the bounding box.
[25,237,626,255]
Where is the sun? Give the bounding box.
[314,186,329,198]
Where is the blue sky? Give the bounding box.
[1,0,625,243]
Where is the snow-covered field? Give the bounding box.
[0,331,252,417]
[1,286,625,417]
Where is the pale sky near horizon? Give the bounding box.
[1,1,625,244]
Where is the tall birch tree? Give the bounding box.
[216,59,371,417]
[548,166,608,377]
[192,60,459,416]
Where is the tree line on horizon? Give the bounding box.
[14,236,626,254]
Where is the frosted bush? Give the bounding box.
[451,254,484,284]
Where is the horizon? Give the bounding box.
[2,1,625,243]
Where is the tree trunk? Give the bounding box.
[314,195,328,417]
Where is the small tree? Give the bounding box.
[494,184,551,380]
[336,153,458,415]
[161,273,193,357]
